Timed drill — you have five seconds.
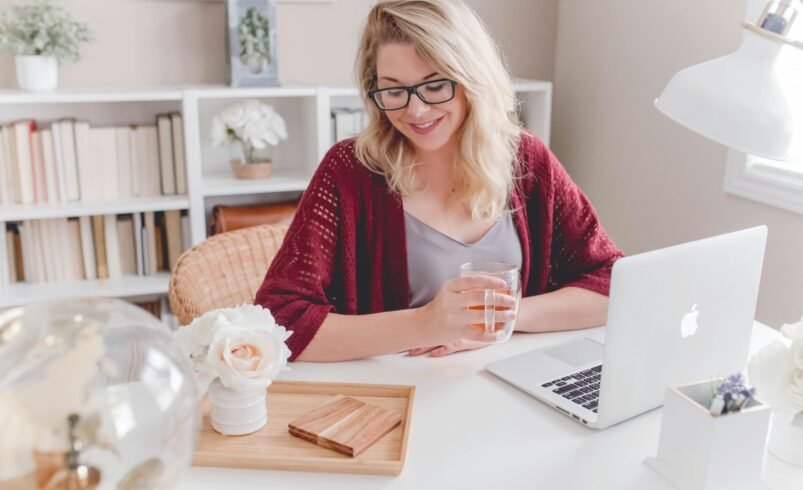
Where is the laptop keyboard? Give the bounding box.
[540,365,602,413]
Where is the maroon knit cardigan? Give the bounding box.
[255,131,624,360]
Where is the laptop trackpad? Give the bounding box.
[543,338,604,367]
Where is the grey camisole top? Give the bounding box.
[404,211,523,308]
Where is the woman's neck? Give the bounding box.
[412,140,459,193]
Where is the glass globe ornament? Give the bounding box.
[0,297,201,489]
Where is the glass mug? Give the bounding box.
[459,262,521,343]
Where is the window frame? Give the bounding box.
[724,150,803,214]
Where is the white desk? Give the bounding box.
[179,323,803,490]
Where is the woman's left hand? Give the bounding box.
[407,339,491,357]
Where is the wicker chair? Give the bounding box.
[168,224,288,326]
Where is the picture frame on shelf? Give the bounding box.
[226,0,279,87]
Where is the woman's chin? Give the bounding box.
[405,133,451,153]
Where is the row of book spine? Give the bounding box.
[4,210,190,285]
[331,108,368,143]
[0,113,186,206]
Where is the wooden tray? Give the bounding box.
[193,380,415,476]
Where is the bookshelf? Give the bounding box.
[0,80,552,309]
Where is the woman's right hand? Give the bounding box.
[416,275,518,347]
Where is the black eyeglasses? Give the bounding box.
[368,78,458,111]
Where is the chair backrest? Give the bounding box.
[168,224,288,326]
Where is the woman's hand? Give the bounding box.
[415,275,518,347]
[408,339,491,357]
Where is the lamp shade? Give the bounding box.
[655,29,796,160]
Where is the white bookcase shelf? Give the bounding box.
[0,196,190,221]
[0,273,171,309]
[0,88,183,105]
[0,80,552,308]
[202,170,310,197]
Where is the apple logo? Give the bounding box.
[681,303,700,338]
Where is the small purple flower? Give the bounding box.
[709,373,756,415]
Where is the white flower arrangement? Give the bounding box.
[211,100,288,164]
[0,0,94,64]
[173,304,292,392]
[747,317,803,424]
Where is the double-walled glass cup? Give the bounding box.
[459,262,521,343]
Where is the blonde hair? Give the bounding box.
[354,0,521,222]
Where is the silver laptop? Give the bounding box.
[485,226,767,429]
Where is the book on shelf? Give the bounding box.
[154,215,166,273]
[157,114,176,195]
[164,209,183,271]
[30,130,46,203]
[1,126,18,204]
[4,225,23,283]
[116,127,134,198]
[117,215,137,276]
[143,211,158,275]
[67,218,84,281]
[12,120,35,204]
[40,128,60,203]
[104,214,122,279]
[92,215,108,280]
[0,114,187,207]
[79,215,97,280]
[331,108,367,143]
[0,127,9,206]
[170,112,187,195]
[55,119,81,201]
[133,212,145,276]
[3,211,188,286]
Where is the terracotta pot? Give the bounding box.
[230,161,272,180]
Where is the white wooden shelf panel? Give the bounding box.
[0,273,171,309]
[0,196,190,222]
[0,88,183,104]
[202,170,310,197]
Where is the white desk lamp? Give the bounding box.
[655,0,802,161]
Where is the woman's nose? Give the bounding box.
[405,92,431,118]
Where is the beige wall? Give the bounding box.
[552,0,803,327]
[0,0,558,88]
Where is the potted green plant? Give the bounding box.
[211,99,288,180]
[0,0,93,91]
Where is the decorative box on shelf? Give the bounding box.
[645,379,771,490]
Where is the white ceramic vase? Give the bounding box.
[207,379,267,436]
[767,411,803,467]
[15,55,58,92]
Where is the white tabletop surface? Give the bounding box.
[178,322,803,490]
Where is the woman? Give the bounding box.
[255,0,623,361]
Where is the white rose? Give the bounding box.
[748,341,803,424]
[748,341,795,407]
[207,326,289,391]
[787,370,803,406]
[793,340,803,371]
[177,311,232,355]
[781,317,803,342]
[211,117,229,147]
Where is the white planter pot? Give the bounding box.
[15,55,58,92]
[645,380,771,490]
[767,411,803,467]
[207,379,267,436]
